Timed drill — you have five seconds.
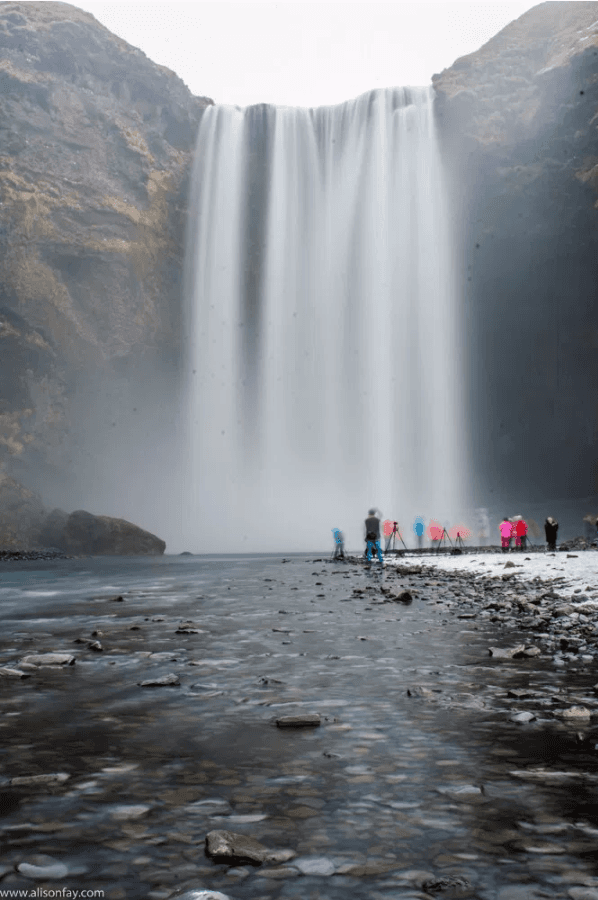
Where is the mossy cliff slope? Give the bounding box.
[0,1,211,498]
[433,1,598,506]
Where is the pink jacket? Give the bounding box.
[499,521,514,538]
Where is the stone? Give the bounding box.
[276,714,321,727]
[11,773,70,786]
[293,856,335,876]
[394,590,413,603]
[264,849,296,864]
[0,667,30,678]
[205,830,270,865]
[111,805,151,820]
[521,646,541,657]
[87,641,103,651]
[488,644,526,659]
[558,706,591,720]
[568,890,598,900]
[504,561,516,568]
[139,674,180,687]
[437,784,483,798]
[510,711,536,723]
[171,893,234,900]
[20,653,75,666]
[17,856,69,880]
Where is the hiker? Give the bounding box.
[332,528,345,559]
[364,508,384,566]
[499,517,514,552]
[515,517,527,550]
[544,517,558,552]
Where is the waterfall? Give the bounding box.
[183,87,467,552]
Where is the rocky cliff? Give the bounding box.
[433,1,598,510]
[0,1,212,545]
[0,1,211,530]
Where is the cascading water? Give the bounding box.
[183,87,468,552]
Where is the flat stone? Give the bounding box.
[11,773,70,786]
[0,667,30,678]
[510,711,536,724]
[521,646,541,657]
[172,893,234,900]
[17,856,69,880]
[205,829,270,864]
[293,856,335,876]
[20,653,75,666]
[276,714,321,727]
[437,784,483,798]
[264,849,296,864]
[558,706,591,720]
[139,674,180,687]
[568,890,598,900]
[488,644,526,659]
[258,866,299,878]
[336,861,399,875]
[111,804,151,820]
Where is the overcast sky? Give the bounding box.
[68,1,540,107]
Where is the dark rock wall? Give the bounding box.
[434,1,598,509]
[0,1,211,507]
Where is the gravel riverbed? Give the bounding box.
[0,552,597,900]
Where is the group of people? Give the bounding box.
[332,509,564,559]
[499,516,559,552]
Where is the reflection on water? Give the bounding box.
[0,555,597,899]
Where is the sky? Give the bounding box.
[68,1,541,107]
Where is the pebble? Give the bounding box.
[11,773,70,786]
[488,645,526,659]
[172,892,234,900]
[558,706,591,720]
[568,890,598,900]
[205,830,271,864]
[510,711,536,723]
[293,855,336,875]
[139,674,180,687]
[276,714,321,727]
[110,805,151,820]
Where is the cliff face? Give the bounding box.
[433,1,598,508]
[0,2,211,506]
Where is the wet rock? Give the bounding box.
[11,773,70,786]
[20,653,75,666]
[337,861,399,875]
[111,804,151,820]
[110,595,125,602]
[258,866,299,878]
[139,674,180,687]
[176,623,204,634]
[293,856,336,876]
[205,829,270,865]
[87,641,103,651]
[264,849,296,864]
[394,590,413,603]
[504,561,516,568]
[510,711,536,724]
[488,644,526,659]
[423,876,473,895]
[557,706,591,721]
[568,889,598,900]
[276,714,321,727]
[17,855,69,880]
[521,646,541,657]
[171,892,234,900]
[0,667,30,678]
[437,784,484,798]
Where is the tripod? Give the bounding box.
[385,523,407,554]
[436,527,454,553]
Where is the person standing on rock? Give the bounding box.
[545,517,558,551]
[364,508,384,566]
[499,517,513,553]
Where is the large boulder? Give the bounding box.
[41,508,166,556]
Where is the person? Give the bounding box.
[545,516,558,552]
[332,528,345,559]
[413,517,424,550]
[515,517,527,551]
[499,517,513,552]
[364,508,384,566]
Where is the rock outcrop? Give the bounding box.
[433,1,598,508]
[0,472,165,554]
[0,1,211,494]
